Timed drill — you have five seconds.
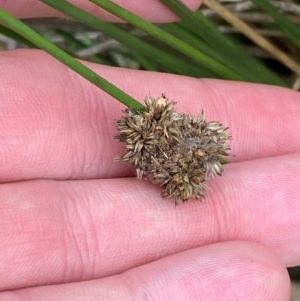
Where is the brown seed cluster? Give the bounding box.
[115,94,230,204]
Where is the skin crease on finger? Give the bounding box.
[0,154,299,291]
[0,50,299,182]
[0,242,291,300]
[0,0,202,21]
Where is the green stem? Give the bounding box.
[160,0,287,87]
[251,0,300,50]
[89,0,245,81]
[0,8,145,110]
[40,0,218,78]
[0,24,35,47]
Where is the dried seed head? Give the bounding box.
[115,94,231,204]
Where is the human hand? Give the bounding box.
[1,1,300,300]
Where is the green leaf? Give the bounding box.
[40,0,217,78]
[160,0,287,87]
[251,0,300,50]
[163,22,226,67]
[89,0,245,81]
[130,50,158,71]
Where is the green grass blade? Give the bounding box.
[40,0,218,78]
[251,0,300,50]
[0,8,145,110]
[89,0,245,81]
[131,50,158,71]
[163,22,226,66]
[160,0,287,87]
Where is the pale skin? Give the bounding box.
[0,0,300,300]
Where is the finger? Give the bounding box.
[0,154,299,290]
[0,50,300,182]
[0,242,290,300]
[0,0,202,21]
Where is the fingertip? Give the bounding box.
[120,241,291,301]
